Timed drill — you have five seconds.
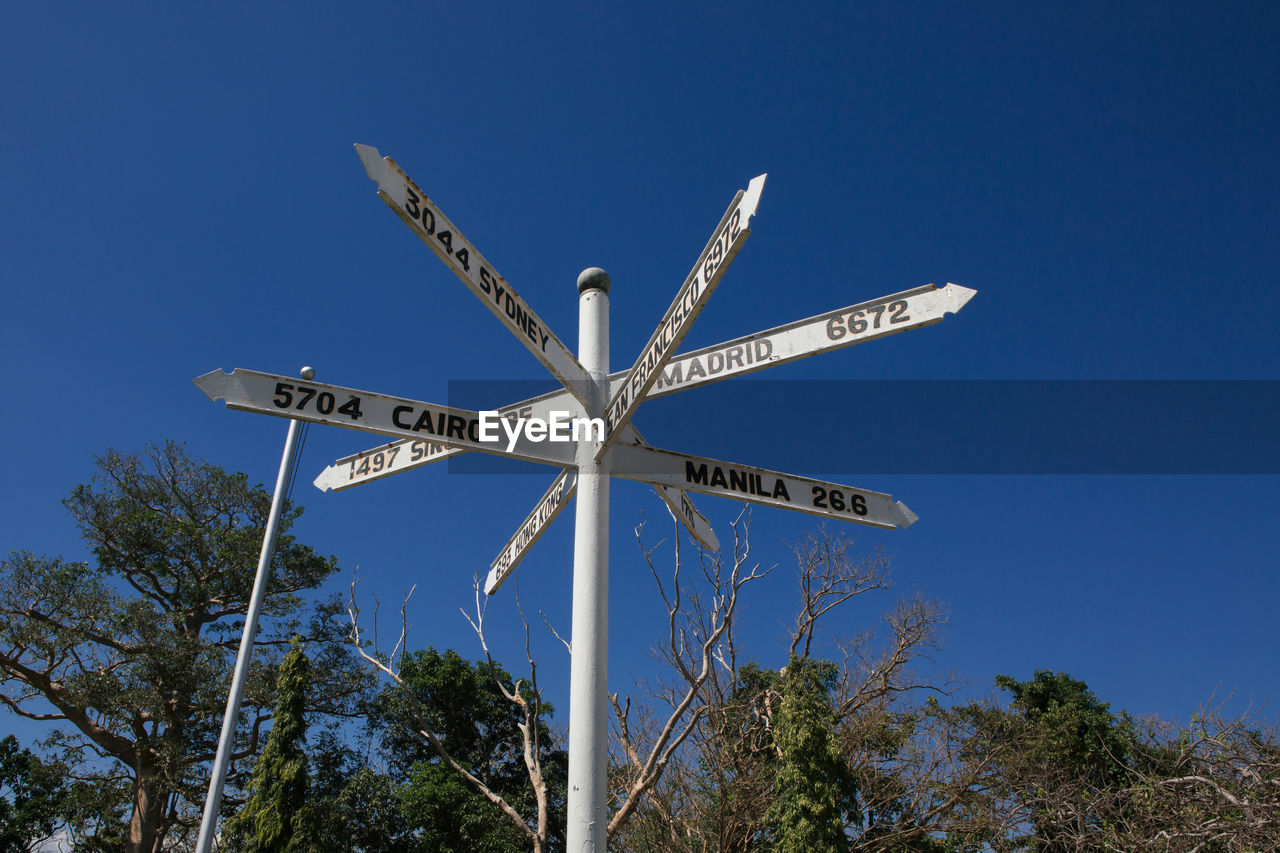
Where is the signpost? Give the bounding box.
[196,144,975,853]
[488,468,577,594]
[599,175,766,459]
[316,281,974,490]
[610,444,918,529]
[355,144,592,406]
[194,368,576,467]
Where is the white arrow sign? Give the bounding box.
[487,458,724,594]
[610,444,918,530]
[314,282,972,496]
[194,369,575,467]
[640,282,976,398]
[598,174,767,459]
[487,469,578,595]
[313,383,575,491]
[316,408,721,555]
[355,144,591,406]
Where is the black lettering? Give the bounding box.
[412,410,439,434]
[755,339,773,361]
[446,415,467,440]
[773,479,790,501]
[686,461,709,485]
[393,406,413,429]
[725,346,744,371]
[708,352,725,374]
[659,362,684,389]
[729,469,749,492]
[710,466,728,489]
[686,358,707,381]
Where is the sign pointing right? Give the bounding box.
[610,443,918,530]
[642,282,976,398]
[598,174,768,459]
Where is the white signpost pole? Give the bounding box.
[566,267,611,853]
[194,368,312,853]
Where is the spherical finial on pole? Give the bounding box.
[300,366,316,380]
[577,267,611,294]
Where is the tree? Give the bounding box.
[354,636,568,853]
[0,442,362,853]
[0,735,69,852]
[767,659,857,853]
[609,524,950,852]
[223,639,316,852]
[993,670,1135,850]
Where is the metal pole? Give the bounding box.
[194,366,312,853]
[566,268,610,852]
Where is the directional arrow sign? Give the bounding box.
[314,438,463,492]
[355,144,591,406]
[315,403,721,554]
[638,282,976,398]
[315,281,973,501]
[194,369,575,467]
[314,385,582,492]
[610,444,918,530]
[598,174,767,460]
[487,469,577,595]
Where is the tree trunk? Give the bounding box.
[127,763,166,853]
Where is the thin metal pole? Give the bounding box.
[194,367,312,853]
[566,268,610,852]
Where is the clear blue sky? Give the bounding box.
[3,0,1277,736]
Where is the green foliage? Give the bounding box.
[400,762,531,853]
[311,759,415,853]
[766,658,857,853]
[224,639,316,852]
[0,442,357,851]
[368,648,567,852]
[994,671,1136,851]
[995,670,1134,787]
[0,735,69,852]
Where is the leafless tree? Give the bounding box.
[609,521,956,851]
[608,508,772,843]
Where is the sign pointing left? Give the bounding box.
[355,144,591,406]
[194,369,576,467]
